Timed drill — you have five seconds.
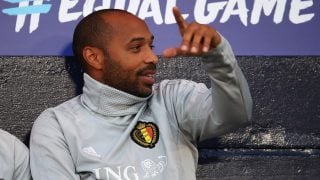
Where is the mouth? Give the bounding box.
[140,71,156,85]
[137,65,157,85]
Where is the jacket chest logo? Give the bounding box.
[130,121,159,148]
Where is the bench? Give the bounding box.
[0,56,319,179]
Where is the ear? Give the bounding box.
[82,46,104,70]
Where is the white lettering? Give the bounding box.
[138,0,163,24]
[10,0,317,33]
[124,166,139,180]
[105,166,122,180]
[83,0,111,17]
[220,0,249,26]
[289,0,315,24]
[15,0,43,33]
[164,0,177,24]
[82,0,95,17]
[59,0,82,23]
[94,0,112,11]
[15,1,29,33]
[127,0,141,15]
[251,0,287,24]
[94,166,140,180]
[114,0,126,9]
[93,168,101,179]
[194,0,227,24]
[29,0,44,33]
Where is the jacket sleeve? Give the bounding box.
[174,35,253,143]
[30,110,80,180]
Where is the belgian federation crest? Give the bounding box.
[130,121,159,148]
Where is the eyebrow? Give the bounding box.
[129,35,154,43]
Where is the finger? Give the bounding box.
[162,47,178,58]
[179,22,198,53]
[162,47,187,58]
[172,7,187,35]
[202,34,212,53]
[189,28,205,54]
[193,27,212,53]
[211,31,222,48]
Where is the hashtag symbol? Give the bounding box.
[2,0,52,33]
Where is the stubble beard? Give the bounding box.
[102,56,156,97]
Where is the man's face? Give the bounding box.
[101,14,158,97]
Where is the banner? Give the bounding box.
[1,0,319,56]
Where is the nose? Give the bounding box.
[144,48,159,64]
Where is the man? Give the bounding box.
[30,7,252,180]
[0,129,31,180]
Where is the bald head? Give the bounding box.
[72,9,141,70]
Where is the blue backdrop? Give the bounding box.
[1,0,319,56]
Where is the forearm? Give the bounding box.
[201,35,253,137]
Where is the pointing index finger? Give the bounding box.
[173,7,187,35]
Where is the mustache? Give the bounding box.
[137,64,157,75]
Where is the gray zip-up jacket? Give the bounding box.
[30,37,252,180]
[0,129,31,180]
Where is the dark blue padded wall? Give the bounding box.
[0,56,319,179]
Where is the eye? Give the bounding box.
[130,45,141,52]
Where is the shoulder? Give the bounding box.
[0,130,30,179]
[32,96,81,130]
[35,96,81,120]
[0,129,16,147]
[0,129,28,157]
[0,129,23,146]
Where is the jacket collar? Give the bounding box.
[81,73,151,117]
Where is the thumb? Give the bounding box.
[162,47,179,58]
